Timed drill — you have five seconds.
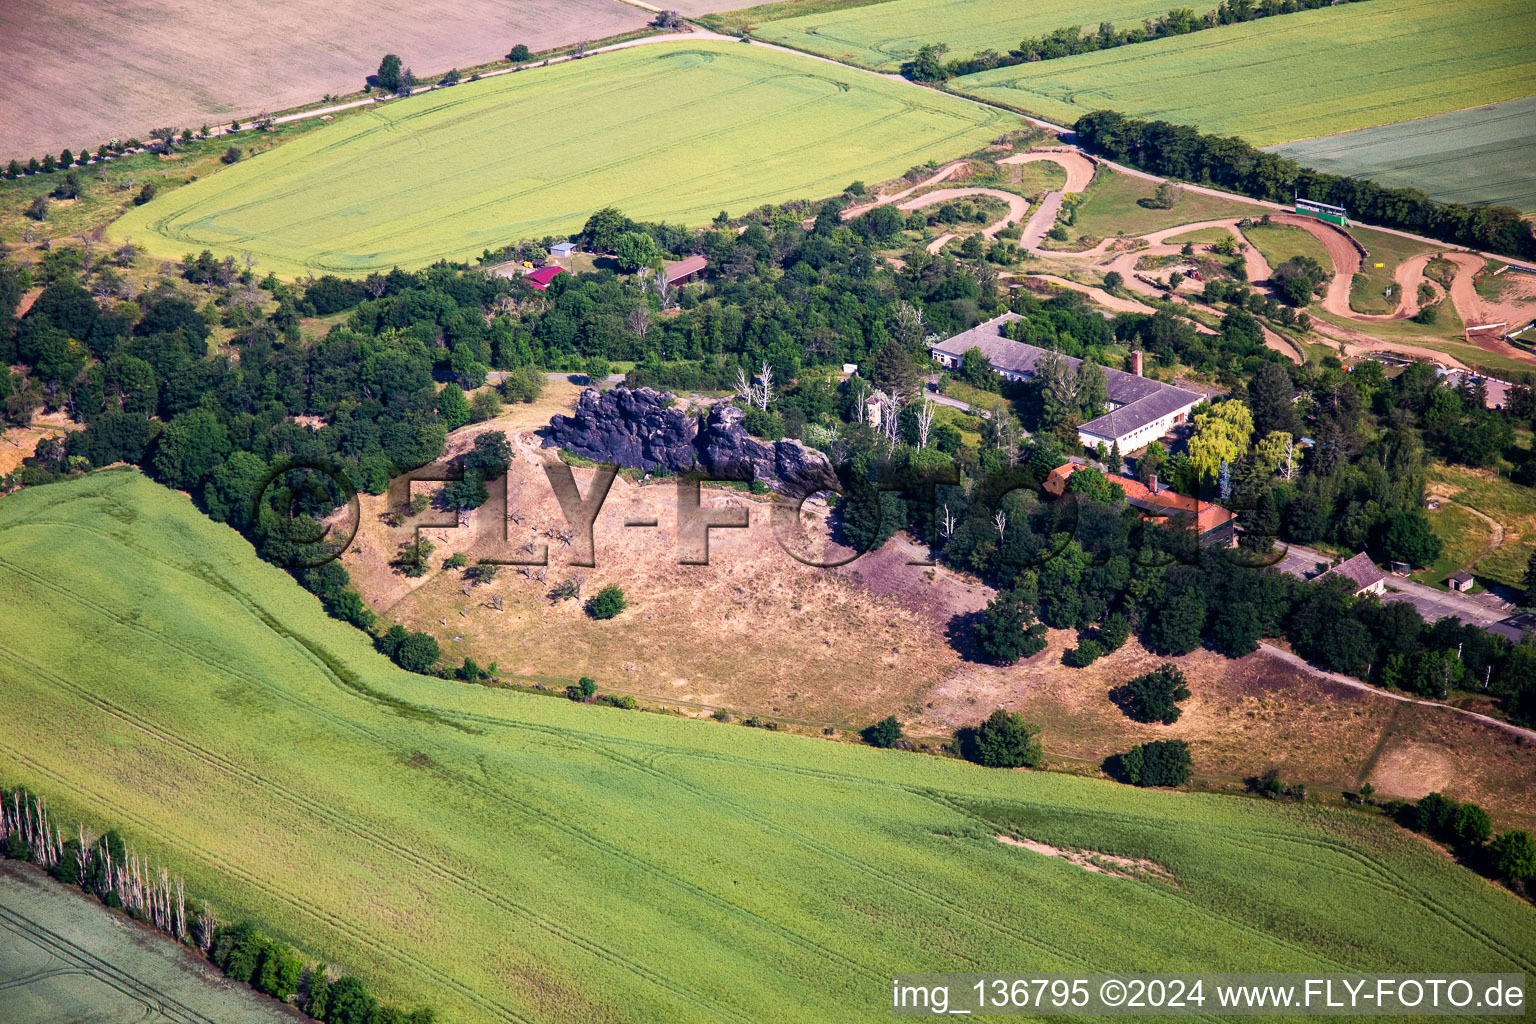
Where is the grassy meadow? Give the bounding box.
[745,0,1176,72]
[1067,171,1253,239]
[1242,223,1333,274]
[0,469,1533,1023]
[1269,96,1536,213]
[951,0,1536,144]
[107,41,1013,276]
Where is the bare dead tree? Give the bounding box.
[174,875,187,942]
[993,509,1008,541]
[756,361,774,410]
[734,366,754,406]
[650,270,674,309]
[940,503,957,541]
[196,909,216,954]
[488,593,504,611]
[626,305,653,340]
[75,823,91,882]
[879,394,901,444]
[915,399,935,449]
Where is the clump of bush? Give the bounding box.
[1111,739,1192,787]
[586,584,626,619]
[1065,638,1103,667]
[962,709,1043,768]
[862,715,903,748]
[374,625,440,673]
[1114,663,1190,724]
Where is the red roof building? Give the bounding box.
[664,254,707,286]
[525,266,564,290]
[1044,462,1236,544]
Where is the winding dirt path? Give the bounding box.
[997,149,1095,191]
[898,187,1030,245]
[840,160,971,220]
[1023,274,1157,314]
[1145,220,1272,284]
[1003,150,1097,252]
[1098,243,1303,362]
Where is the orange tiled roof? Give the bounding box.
[1047,463,1235,535]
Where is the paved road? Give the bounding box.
[1273,542,1512,627]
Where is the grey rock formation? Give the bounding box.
[544,387,839,496]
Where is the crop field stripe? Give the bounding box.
[0,739,536,1024]
[107,42,1012,276]
[4,473,1533,1022]
[0,605,827,1021]
[417,703,1522,981]
[0,901,225,1024]
[0,548,916,1002]
[1267,96,1536,211]
[950,0,1536,145]
[0,560,1329,990]
[753,0,1179,72]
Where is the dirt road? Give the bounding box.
[1260,643,1536,743]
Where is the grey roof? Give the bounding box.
[1488,611,1536,644]
[1080,386,1203,441]
[1448,571,1474,584]
[931,313,1203,439]
[1317,552,1387,592]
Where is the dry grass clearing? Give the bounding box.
[2,0,648,159]
[0,422,71,476]
[343,389,1536,827]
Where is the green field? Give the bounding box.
[951,0,1536,144]
[1068,171,1254,239]
[748,0,1176,72]
[1243,223,1334,275]
[0,861,298,1024]
[1269,96,1536,213]
[107,42,1012,277]
[2,471,1534,1024]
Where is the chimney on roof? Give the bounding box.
[1149,473,1159,494]
[1132,350,1144,377]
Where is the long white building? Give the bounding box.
[928,313,1204,452]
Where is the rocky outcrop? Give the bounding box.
[544,387,840,496]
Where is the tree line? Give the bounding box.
[1074,110,1536,259]
[1,786,434,1023]
[902,0,1369,80]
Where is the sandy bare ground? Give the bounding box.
[0,423,69,476]
[995,835,1173,883]
[836,161,1030,255]
[1022,275,1157,314]
[2,0,650,159]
